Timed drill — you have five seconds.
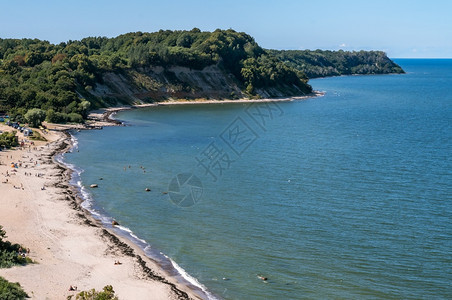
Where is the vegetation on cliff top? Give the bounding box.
[268,49,404,78]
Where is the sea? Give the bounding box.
[62,59,451,299]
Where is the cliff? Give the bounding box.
[88,64,308,105]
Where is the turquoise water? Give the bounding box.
[64,59,452,299]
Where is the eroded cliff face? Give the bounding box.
[88,64,310,104]
[88,65,244,104]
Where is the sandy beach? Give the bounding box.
[0,123,199,299]
[87,92,324,127]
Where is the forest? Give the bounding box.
[268,49,404,78]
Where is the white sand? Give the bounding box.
[87,92,324,127]
[0,124,199,299]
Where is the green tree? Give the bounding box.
[45,108,56,123]
[176,33,193,48]
[78,100,90,118]
[0,59,19,74]
[24,108,46,127]
[25,51,45,67]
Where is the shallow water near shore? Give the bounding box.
[64,59,452,299]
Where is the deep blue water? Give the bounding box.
[64,59,452,299]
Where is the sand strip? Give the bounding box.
[86,91,324,127]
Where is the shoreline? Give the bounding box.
[87,91,324,127]
[63,93,325,298]
[57,133,208,299]
[58,133,215,299]
[0,124,201,299]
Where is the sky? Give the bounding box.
[0,0,451,58]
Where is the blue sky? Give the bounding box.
[1,0,451,58]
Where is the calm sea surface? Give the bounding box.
[64,59,451,299]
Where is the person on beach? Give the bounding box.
[68,285,77,291]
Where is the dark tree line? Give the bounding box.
[268,49,404,78]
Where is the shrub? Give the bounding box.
[0,225,32,268]
[0,132,18,149]
[69,285,118,300]
[0,250,19,268]
[0,277,28,300]
[29,130,47,142]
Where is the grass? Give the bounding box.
[29,130,47,142]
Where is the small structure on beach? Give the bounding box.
[23,128,33,137]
